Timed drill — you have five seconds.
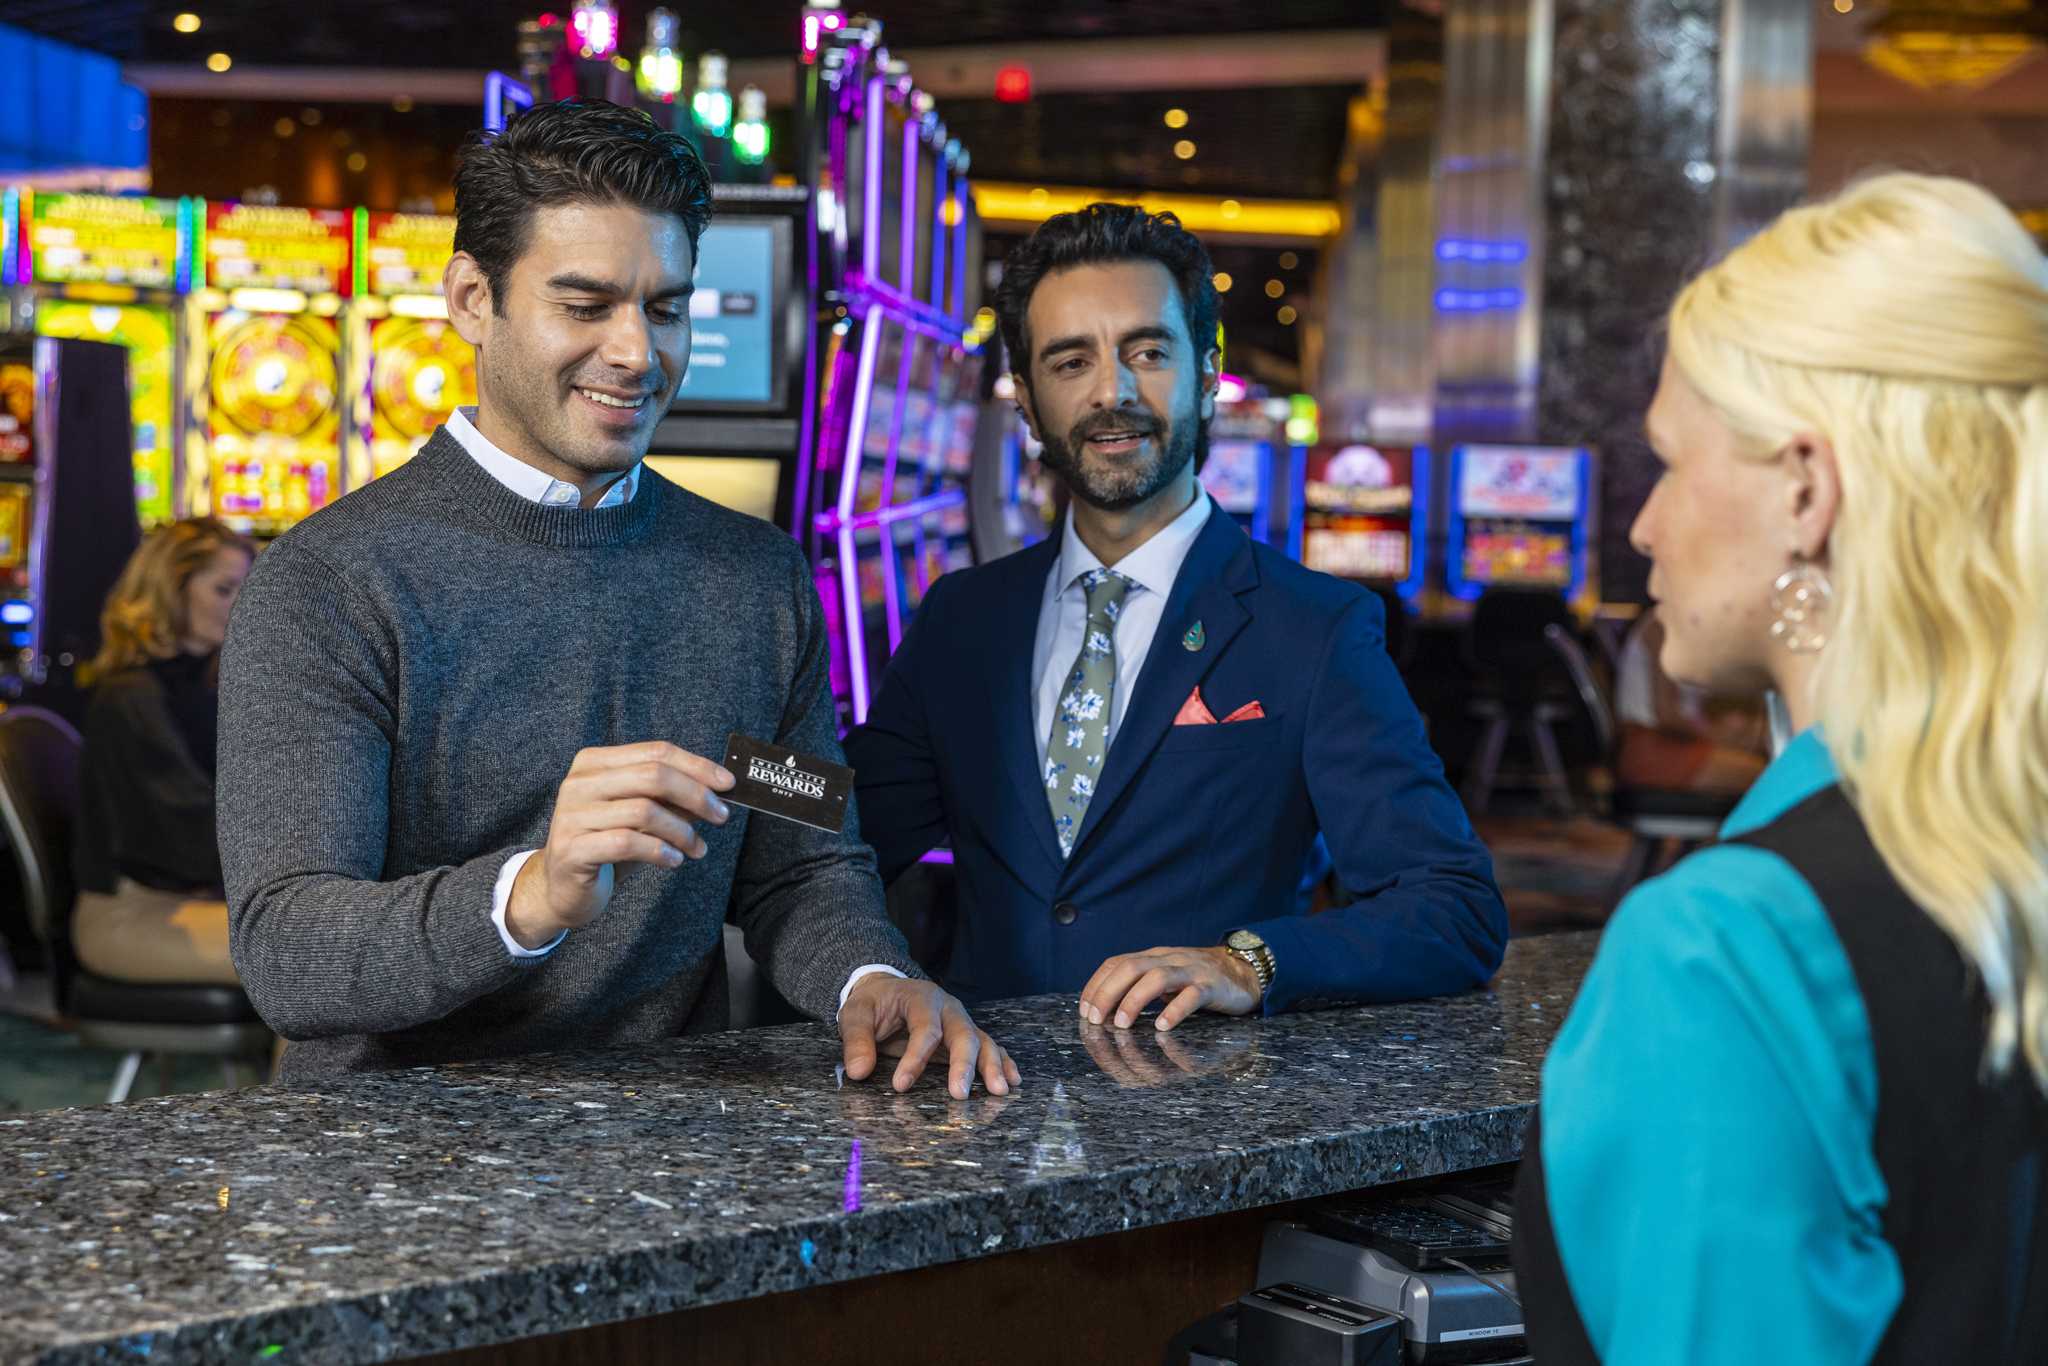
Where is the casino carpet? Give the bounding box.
[0,815,1629,1115]
[0,1002,231,1114]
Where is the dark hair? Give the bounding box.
[994,203,1220,383]
[453,100,714,315]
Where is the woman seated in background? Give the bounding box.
[1514,173,2048,1363]
[1611,605,1767,796]
[71,517,253,986]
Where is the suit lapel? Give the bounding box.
[983,536,1067,871]
[1068,504,1259,862]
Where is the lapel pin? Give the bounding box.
[1182,621,1205,652]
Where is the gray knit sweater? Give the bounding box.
[218,428,921,1080]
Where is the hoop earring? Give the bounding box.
[1770,562,1833,654]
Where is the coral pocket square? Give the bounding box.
[1173,687,1266,725]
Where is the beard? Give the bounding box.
[1037,404,1204,513]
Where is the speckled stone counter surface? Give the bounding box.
[0,932,1594,1366]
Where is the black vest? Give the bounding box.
[1513,784,2048,1363]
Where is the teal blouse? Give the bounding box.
[1538,729,1903,1363]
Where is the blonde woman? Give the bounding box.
[1513,174,2048,1363]
[71,518,253,985]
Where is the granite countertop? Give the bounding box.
[0,932,1595,1366]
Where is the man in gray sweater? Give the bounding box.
[219,100,1017,1099]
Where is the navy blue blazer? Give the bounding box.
[844,500,1508,1012]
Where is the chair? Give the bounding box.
[1461,587,1577,816]
[1543,625,1741,910]
[0,707,271,1102]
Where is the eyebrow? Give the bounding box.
[1036,325,1179,365]
[545,272,695,300]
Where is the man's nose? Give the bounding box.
[597,306,658,377]
[1089,357,1140,410]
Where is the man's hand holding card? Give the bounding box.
[507,740,736,950]
[511,733,1017,1098]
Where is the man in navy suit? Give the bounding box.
[845,204,1505,1032]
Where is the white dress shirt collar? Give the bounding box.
[447,406,640,509]
[1053,485,1213,599]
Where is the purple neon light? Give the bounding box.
[23,338,59,674]
[791,192,823,544]
[918,848,955,865]
[899,107,918,313]
[836,303,883,522]
[840,272,957,337]
[815,487,966,534]
[876,328,913,651]
[833,304,885,720]
[862,74,884,284]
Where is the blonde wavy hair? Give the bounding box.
[1667,172,2048,1091]
[86,517,255,683]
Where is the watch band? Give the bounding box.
[1230,943,1275,997]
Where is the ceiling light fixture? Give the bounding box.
[1862,1,2046,92]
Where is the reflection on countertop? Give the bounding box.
[0,931,1595,1366]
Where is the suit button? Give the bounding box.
[1052,901,1079,926]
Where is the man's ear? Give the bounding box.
[1199,345,1222,423]
[443,252,492,348]
[1010,374,1042,444]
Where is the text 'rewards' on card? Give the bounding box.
[720,732,854,834]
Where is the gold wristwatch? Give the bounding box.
[1225,929,1275,999]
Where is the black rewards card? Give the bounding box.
[722,732,854,834]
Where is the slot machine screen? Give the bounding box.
[671,218,787,411]
[0,357,36,465]
[1461,527,1571,586]
[644,454,780,522]
[1201,438,1267,516]
[1452,444,1586,593]
[1457,445,1580,521]
[35,301,178,523]
[1301,443,1420,586]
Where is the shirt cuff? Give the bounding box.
[492,849,565,959]
[838,963,907,1015]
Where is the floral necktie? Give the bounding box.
[1045,569,1133,857]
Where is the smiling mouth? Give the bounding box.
[576,387,650,411]
[1084,429,1152,450]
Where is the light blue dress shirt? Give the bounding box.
[1030,489,1212,767]
[1538,728,1903,1364]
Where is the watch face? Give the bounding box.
[1227,929,1264,952]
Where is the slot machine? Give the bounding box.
[349,210,475,486]
[646,187,810,528]
[0,335,141,710]
[1203,396,1293,550]
[1298,442,1429,603]
[1444,443,1598,614]
[6,190,190,527]
[188,202,352,537]
[799,19,987,725]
